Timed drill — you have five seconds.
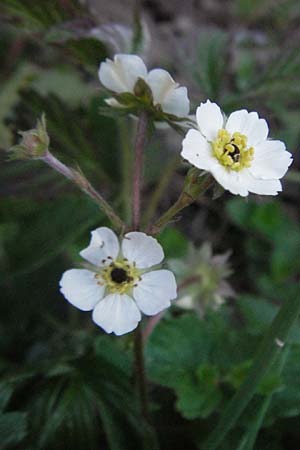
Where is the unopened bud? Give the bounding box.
[133,77,153,102]
[9,114,50,160]
[183,168,213,200]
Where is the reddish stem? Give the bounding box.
[131,112,152,437]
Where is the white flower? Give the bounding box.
[99,53,190,117]
[181,100,293,196]
[59,227,177,336]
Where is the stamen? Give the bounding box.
[212,129,254,171]
[97,258,141,294]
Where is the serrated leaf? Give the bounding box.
[175,373,222,419]
[146,313,256,420]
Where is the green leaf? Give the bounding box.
[146,313,253,420]
[0,384,13,412]
[0,412,27,448]
[267,347,300,420]
[2,0,84,31]
[175,372,222,419]
[158,228,188,259]
[236,295,300,344]
[7,335,140,450]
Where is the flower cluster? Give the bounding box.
[99,53,190,121]
[11,53,293,337]
[60,227,177,335]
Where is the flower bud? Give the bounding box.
[183,168,214,201]
[9,114,49,160]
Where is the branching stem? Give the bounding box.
[42,151,125,232]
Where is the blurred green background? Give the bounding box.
[0,1,300,449]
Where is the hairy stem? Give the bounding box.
[203,287,300,450]
[131,112,157,448]
[42,151,125,232]
[148,172,213,235]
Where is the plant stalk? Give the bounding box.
[131,111,158,449]
[242,346,290,450]
[42,151,125,232]
[148,172,213,235]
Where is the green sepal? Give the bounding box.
[133,77,153,103]
[101,79,192,129]
[8,113,49,160]
[183,168,214,200]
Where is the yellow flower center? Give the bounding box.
[95,259,140,294]
[212,129,254,171]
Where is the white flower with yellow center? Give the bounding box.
[99,53,190,117]
[181,100,293,196]
[59,227,177,336]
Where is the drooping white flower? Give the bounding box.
[59,227,177,336]
[181,100,293,196]
[171,243,235,317]
[99,53,190,117]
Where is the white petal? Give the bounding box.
[133,270,177,315]
[59,269,105,311]
[99,54,147,93]
[181,129,218,171]
[211,165,249,196]
[146,68,190,117]
[146,69,177,104]
[92,293,141,335]
[241,170,282,195]
[196,100,224,141]
[80,227,120,266]
[162,86,190,117]
[226,110,268,146]
[225,109,249,135]
[104,97,125,108]
[250,140,293,179]
[122,232,164,268]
